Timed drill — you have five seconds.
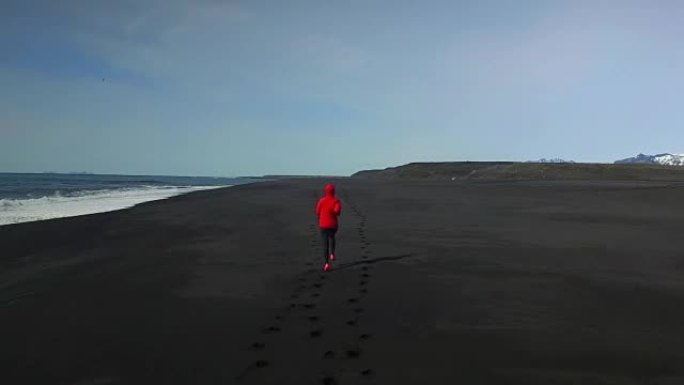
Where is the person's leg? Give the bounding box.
[329,228,337,258]
[321,229,330,264]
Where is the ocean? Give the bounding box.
[0,173,256,226]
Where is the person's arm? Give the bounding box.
[333,200,341,216]
[316,199,322,216]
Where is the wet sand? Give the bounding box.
[1,179,684,384]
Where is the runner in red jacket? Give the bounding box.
[316,183,342,272]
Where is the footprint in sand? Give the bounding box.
[250,342,266,350]
[308,315,320,322]
[346,320,357,326]
[255,360,269,368]
[347,298,359,304]
[359,333,371,341]
[310,330,323,338]
[322,350,335,359]
[262,326,281,334]
[345,349,361,359]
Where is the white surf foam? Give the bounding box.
[0,185,228,226]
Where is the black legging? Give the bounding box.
[320,228,337,263]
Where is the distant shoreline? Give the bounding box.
[0,173,261,227]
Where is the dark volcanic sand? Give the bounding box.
[1,179,684,384]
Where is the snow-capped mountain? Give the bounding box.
[615,153,684,166]
[527,158,575,164]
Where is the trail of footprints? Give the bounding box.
[239,190,375,383]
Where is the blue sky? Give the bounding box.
[2,0,684,176]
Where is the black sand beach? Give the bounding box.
[2,178,684,384]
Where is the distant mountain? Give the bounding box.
[352,161,684,181]
[615,153,684,166]
[527,158,575,164]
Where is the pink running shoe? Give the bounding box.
[323,262,330,272]
[329,254,335,261]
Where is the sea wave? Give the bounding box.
[0,185,228,226]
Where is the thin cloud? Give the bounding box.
[289,35,371,73]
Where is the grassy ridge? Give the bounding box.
[352,162,684,181]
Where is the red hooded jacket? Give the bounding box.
[316,184,342,229]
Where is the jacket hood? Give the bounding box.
[325,183,335,197]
